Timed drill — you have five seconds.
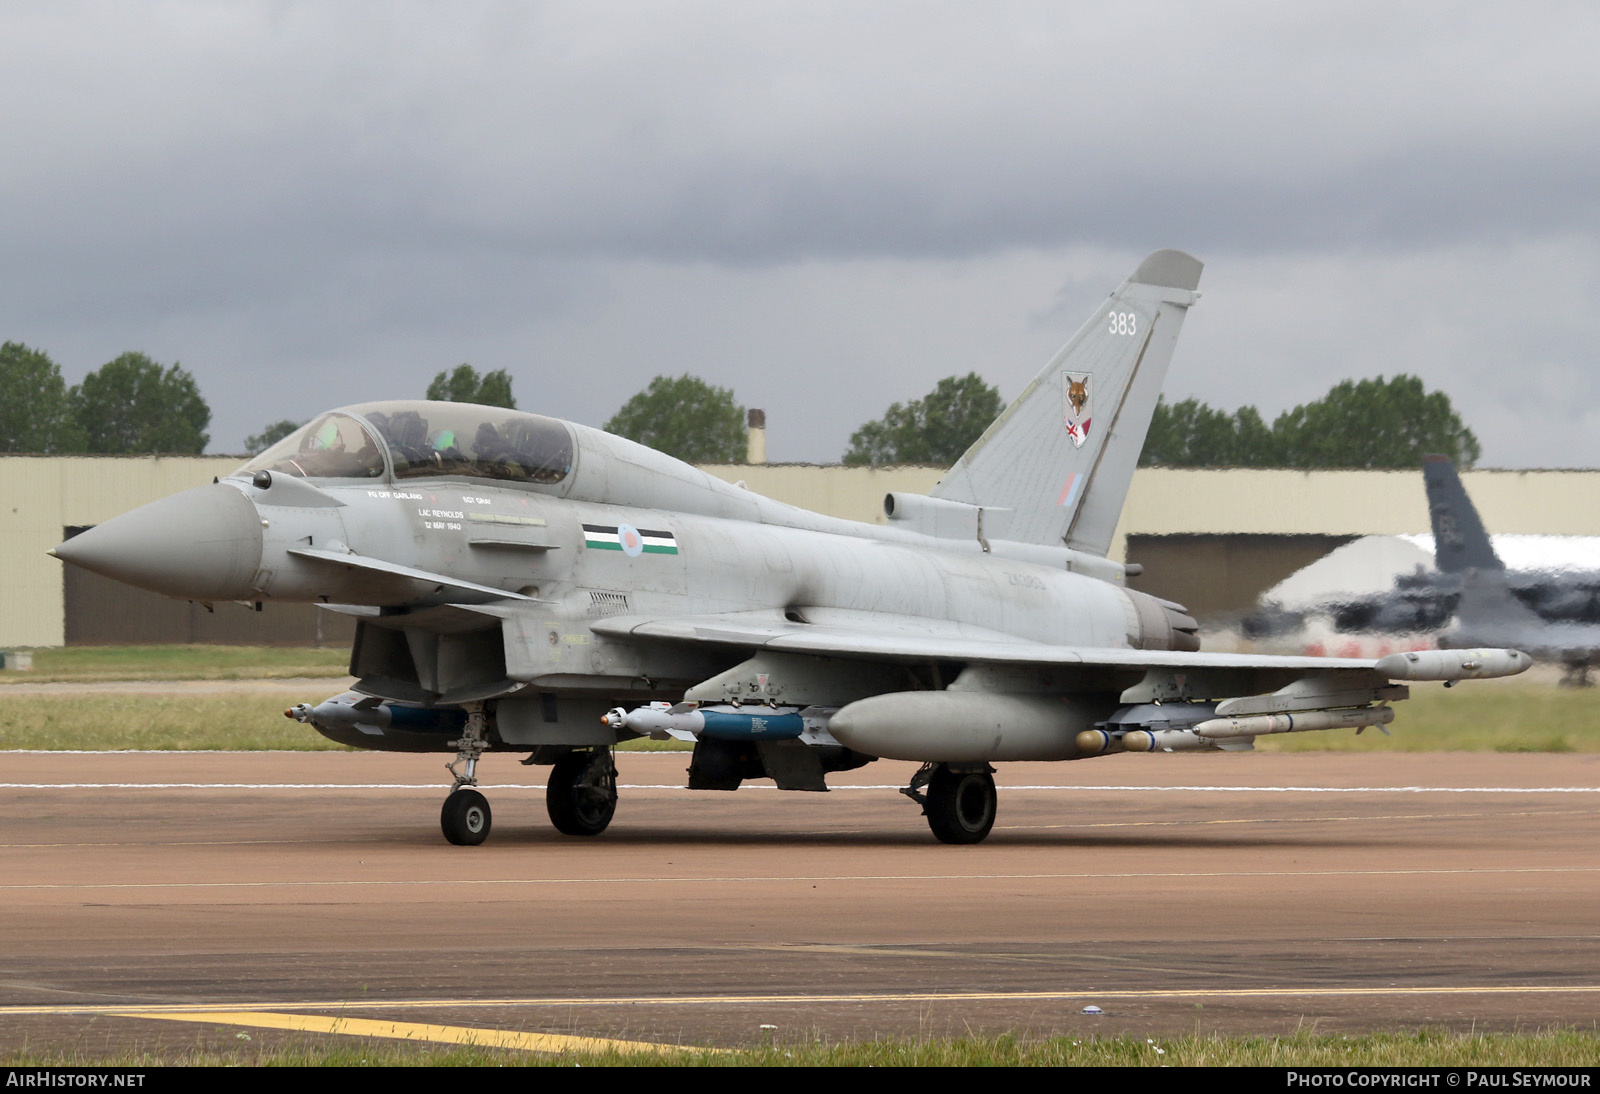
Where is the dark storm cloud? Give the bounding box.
[0,1,1596,464]
[7,1,1595,263]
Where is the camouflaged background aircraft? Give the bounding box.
[1245,456,1600,686]
[52,250,1529,845]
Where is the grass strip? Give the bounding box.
[0,645,348,684]
[1257,677,1600,753]
[4,1028,1599,1066]
[1,653,1593,754]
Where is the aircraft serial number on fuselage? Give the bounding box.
[1108,311,1137,335]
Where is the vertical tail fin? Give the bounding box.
[1423,455,1502,573]
[930,249,1202,554]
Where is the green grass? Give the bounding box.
[0,646,1591,754]
[1256,676,1600,753]
[0,694,350,751]
[0,645,349,684]
[0,692,697,752]
[4,1028,1599,1066]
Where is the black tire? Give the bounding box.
[441,788,492,846]
[924,766,996,844]
[546,749,617,837]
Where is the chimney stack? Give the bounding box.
[746,408,767,465]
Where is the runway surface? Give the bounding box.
[3,748,1600,1055]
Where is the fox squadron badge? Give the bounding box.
[1063,371,1091,448]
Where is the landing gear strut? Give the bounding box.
[441,703,492,846]
[903,762,997,844]
[546,747,618,836]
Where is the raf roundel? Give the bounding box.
[617,523,644,557]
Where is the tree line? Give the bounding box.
[602,370,1479,470]
[0,342,210,455]
[0,344,526,456]
[1139,375,1480,469]
[1,335,1480,471]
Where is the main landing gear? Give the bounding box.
[545,748,618,837]
[903,762,997,844]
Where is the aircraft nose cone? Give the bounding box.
[53,483,264,602]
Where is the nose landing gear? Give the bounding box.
[441,702,492,846]
[436,702,619,844]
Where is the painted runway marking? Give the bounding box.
[1006,807,1600,831]
[4,808,1593,851]
[8,982,1600,1018]
[4,782,1600,793]
[104,1010,705,1054]
[5,864,1600,891]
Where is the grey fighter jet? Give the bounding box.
[52,251,1529,845]
[1316,457,1600,635]
[1250,457,1600,684]
[1427,459,1600,686]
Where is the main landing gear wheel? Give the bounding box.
[441,788,492,846]
[924,765,997,845]
[546,748,618,837]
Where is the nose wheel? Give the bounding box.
[440,701,493,846]
[441,788,491,845]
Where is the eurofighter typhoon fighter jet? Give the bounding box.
[52,251,1530,845]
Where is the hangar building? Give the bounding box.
[5,455,1598,648]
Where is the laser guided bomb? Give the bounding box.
[51,250,1532,846]
[286,691,467,750]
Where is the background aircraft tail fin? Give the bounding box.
[930,249,1202,555]
[1423,455,1502,573]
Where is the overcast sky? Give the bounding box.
[3,1,1596,466]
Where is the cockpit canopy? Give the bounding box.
[239,401,575,487]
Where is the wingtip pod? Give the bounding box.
[1375,649,1531,681]
[1130,249,1203,292]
